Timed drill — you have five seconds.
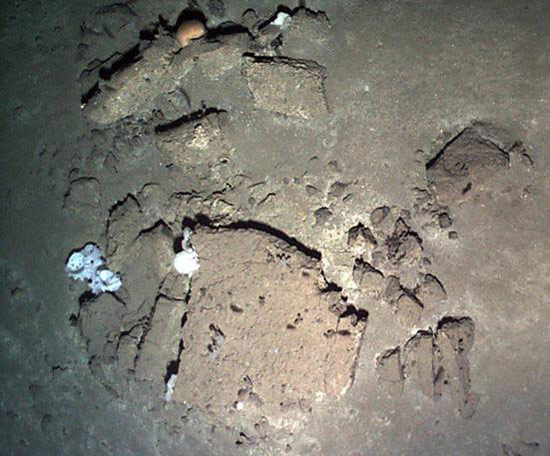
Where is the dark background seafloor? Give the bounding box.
[1,1,549,455]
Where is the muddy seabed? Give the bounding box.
[1,1,549,455]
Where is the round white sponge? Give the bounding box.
[173,248,200,277]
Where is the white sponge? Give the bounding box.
[66,243,121,294]
[173,249,200,276]
[173,227,200,278]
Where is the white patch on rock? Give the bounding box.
[165,374,177,402]
[272,11,292,29]
[173,227,200,277]
[66,243,122,294]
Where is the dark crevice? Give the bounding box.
[339,304,369,323]
[135,219,172,240]
[79,17,165,102]
[80,51,122,78]
[230,304,243,313]
[186,214,322,261]
[69,313,78,326]
[78,290,97,307]
[353,257,384,278]
[347,223,377,247]
[75,270,126,321]
[163,291,191,385]
[207,323,225,358]
[242,53,323,69]
[346,305,369,389]
[175,8,207,30]
[155,107,226,133]
[421,274,447,295]
[235,431,251,445]
[401,288,424,309]
[436,316,473,331]
[180,312,188,328]
[117,322,146,342]
[107,193,141,217]
[207,22,251,40]
[133,296,162,368]
[98,43,142,81]
[181,214,208,229]
[379,346,401,362]
[405,329,435,343]
[110,290,128,307]
[100,18,165,79]
[172,235,183,253]
[223,220,321,260]
[426,128,467,171]
[164,339,184,383]
[81,82,100,106]
[319,275,342,293]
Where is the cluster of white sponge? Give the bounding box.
[66,227,198,295]
[66,243,122,294]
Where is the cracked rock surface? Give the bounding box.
[173,227,365,431]
[1,1,549,456]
